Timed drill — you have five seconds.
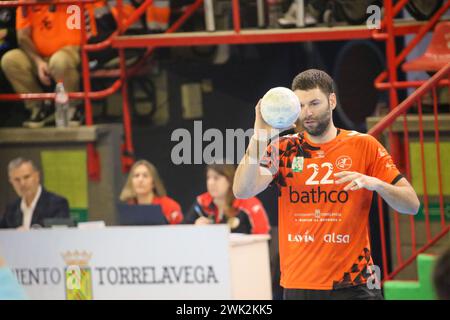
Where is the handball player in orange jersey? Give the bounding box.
[233,69,420,300]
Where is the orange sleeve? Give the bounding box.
[366,135,403,185]
[109,3,134,26]
[161,197,183,225]
[16,6,31,30]
[247,198,271,234]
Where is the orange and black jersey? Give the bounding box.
[261,129,402,290]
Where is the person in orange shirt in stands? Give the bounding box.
[119,160,183,224]
[0,1,90,128]
[183,163,270,235]
[234,69,420,300]
[109,0,170,32]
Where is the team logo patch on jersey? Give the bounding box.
[336,155,352,170]
[292,156,304,173]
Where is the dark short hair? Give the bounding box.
[291,69,336,97]
[434,247,450,300]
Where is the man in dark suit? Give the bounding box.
[0,157,70,229]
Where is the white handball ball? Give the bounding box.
[260,87,301,129]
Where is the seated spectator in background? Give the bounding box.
[109,0,170,33]
[145,0,170,32]
[0,1,17,96]
[183,163,270,234]
[0,1,85,128]
[0,253,27,299]
[0,158,70,229]
[433,246,450,300]
[119,160,183,224]
[0,1,17,69]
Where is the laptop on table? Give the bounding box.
[117,204,168,226]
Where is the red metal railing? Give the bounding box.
[372,0,450,178]
[374,0,450,94]
[0,0,105,180]
[368,0,450,281]
[0,0,204,178]
[369,63,450,281]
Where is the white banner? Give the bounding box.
[0,225,232,300]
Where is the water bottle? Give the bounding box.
[55,81,69,128]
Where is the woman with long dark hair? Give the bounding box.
[183,163,270,234]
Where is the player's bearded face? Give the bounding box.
[297,88,333,137]
[303,102,331,136]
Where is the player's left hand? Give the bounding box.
[334,171,380,191]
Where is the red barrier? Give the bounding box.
[369,63,450,281]
[0,0,203,177]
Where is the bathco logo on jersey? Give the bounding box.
[288,161,350,204]
[289,186,349,204]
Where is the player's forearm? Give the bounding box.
[374,180,420,215]
[233,136,268,198]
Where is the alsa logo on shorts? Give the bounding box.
[288,231,314,243]
[324,233,350,244]
[335,156,352,170]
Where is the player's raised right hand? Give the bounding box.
[254,100,278,141]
